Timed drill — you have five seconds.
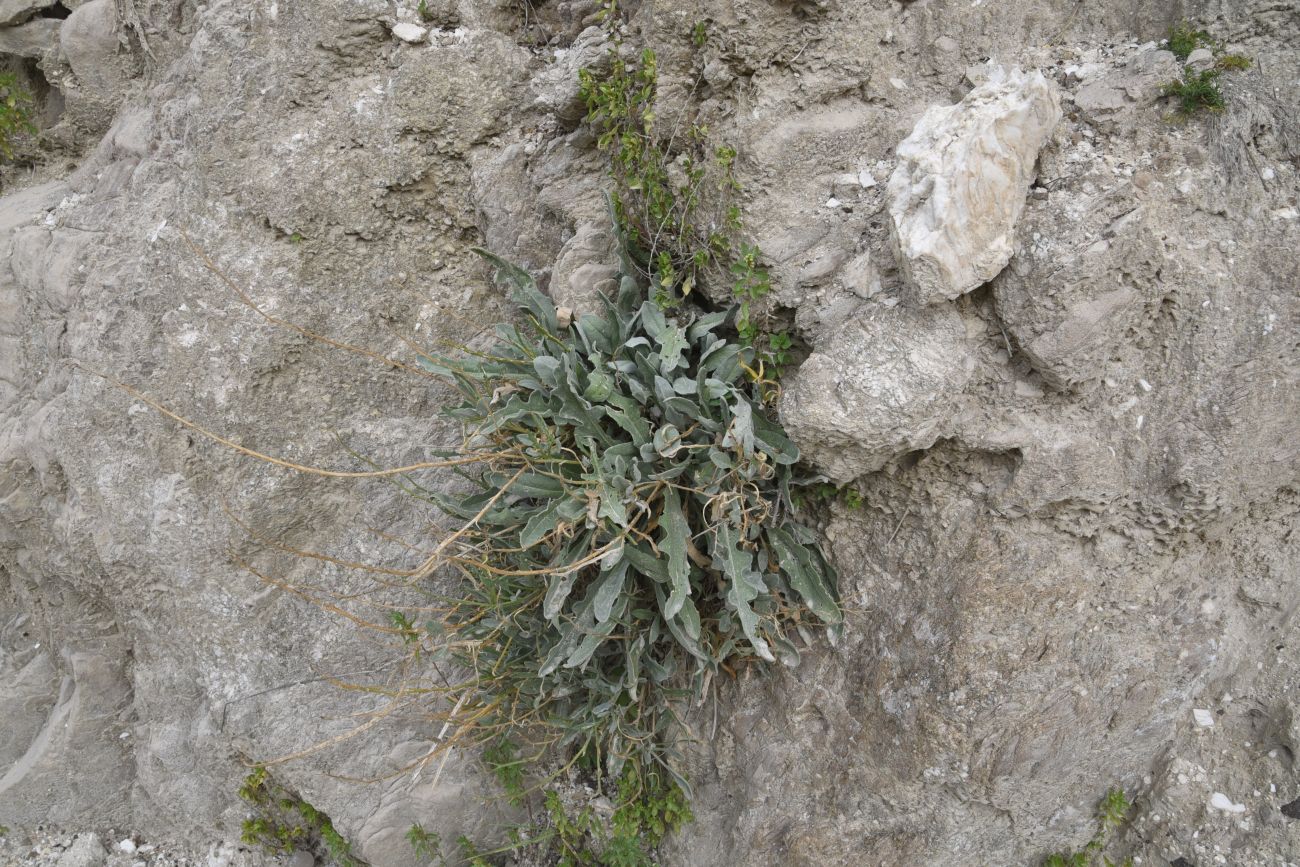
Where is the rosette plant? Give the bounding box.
[417,247,841,785]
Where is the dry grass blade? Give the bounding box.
[78,364,501,478]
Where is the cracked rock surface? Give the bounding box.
[1,1,1298,865]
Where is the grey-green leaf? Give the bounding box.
[592,559,630,624]
[659,487,691,620]
[520,507,560,549]
[653,423,683,458]
[657,326,689,374]
[768,526,842,624]
[544,570,578,621]
[714,522,775,661]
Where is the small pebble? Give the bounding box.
[1209,792,1246,814]
[1193,708,1215,727]
[392,22,428,43]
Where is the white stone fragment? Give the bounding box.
[886,66,1061,304]
[1193,708,1215,727]
[391,22,428,43]
[117,839,137,854]
[1209,792,1245,813]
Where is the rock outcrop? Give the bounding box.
[1,1,1298,866]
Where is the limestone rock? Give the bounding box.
[0,0,58,26]
[0,16,60,57]
[1185,47,1214,71]
[59,0,124,98]
[1073,48,1180,121]
[994,198,1167,390]
[529,26,610,122]
[390,22,428,44]
[887,66,1061,304]
[55,833,106,867]
[780,302,974,482]
[549,219,619,312]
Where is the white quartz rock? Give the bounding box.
[1209,792,1246,814]
[887,65,1061,304]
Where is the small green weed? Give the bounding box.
[0,73,37,163]
[238,766,361,866]
[1164,68,1227,115]
[406,824,441,862]
[790,481,865,512]
[1043,787,1134,867]
[411,763,691,866]
[1160,23,1251,118]
[482,737,527,806]
[1215,53,1252,71]
[1167,20,1212,61]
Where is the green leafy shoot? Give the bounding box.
[0,73,37,163]
[577,7,785,376]
[238,766,361,866]
[1042,787,1134,867]
[483,737,527,806]
[1167,20,1212,61]
[1164,69,1226,115]
[406,824,441,862]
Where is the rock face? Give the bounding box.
[2,1,1299,866]
[887,65,1061,304]
[0,15,59,57]
[0,0,59,28]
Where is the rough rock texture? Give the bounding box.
[1,1,1298,866]
[887,65,1062,304]
[0,0,59,29]
[0,16,59,58]
[780,302,974,481]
